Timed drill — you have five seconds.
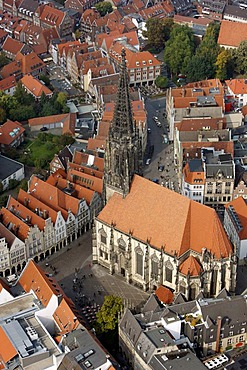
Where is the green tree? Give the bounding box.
[75,29,81,40]
[14,82,35,106]
[234,40,247,75]
[155,75,169,89]
[95,295,123,334]
[9,105,36,122]
[8,179,19,190]
[216,49,234,80]
[164,25,195,76]
[57,92,68,106]
[143,18,174,52]
[0,195,8,207]
[95,1,113,16]
[0,107,6,123]
[0,52,10,68]
[18,179,28,192]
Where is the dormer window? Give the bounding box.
[143,61,146,65]
[149,60,152,64]
[136,61,140,66]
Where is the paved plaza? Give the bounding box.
[39,231,149,327]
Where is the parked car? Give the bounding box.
[146,158,151,165]
[158,165,164,172]
[153,178,159,184]
[157,121,162,127]
[153,116,158,122]
[147,128,151,134]
[40,127,48,131]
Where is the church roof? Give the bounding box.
[97,175,232,258]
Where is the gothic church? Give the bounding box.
[92,49,236,300]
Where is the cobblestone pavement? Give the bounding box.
[39,231,149,327]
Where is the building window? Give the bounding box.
[136,252,143,276]
[239,335,244,342]
[241,328,245,334]
[165,266,173,283]
[227,338,232,345]
[101,235,106,244]
[229,331,233,336]
[151,259,158,279]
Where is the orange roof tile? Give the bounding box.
[28,113,75,135]
[226,79,247,95]
[218,20,247,48]
[87,137,106,151]
[68,162,103,180]
[183,162,205,185]
[0,327,18,363]
[67,168,103,194]
[97,175,232,258]
[18,259,64,307]
[225,196,247,240]
[15,51,45,75]
[21,75,52,98]
[0,208,29,241]
[155,286,174,304]
[40,5,66,28]
[29,175,80,218]
[176,117,226,132]
[0,119,24,146]
[0,76,16,91]
[53,298,80,334]
[2,36,24,55]
[182,141,234,159]
[179,255,202,277]
[57,40,81,56]
[17,189,58,224]
[72,151,104,172]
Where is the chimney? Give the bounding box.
[218,120,223,130]
[24,197,28,206]
[43,209,48,219]
[215,316,222,352]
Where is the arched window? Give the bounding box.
[151,254,159,280]
[180,281,186,295]
[165,260,173,283]
[99,228,107,244]
[135,246,143,276]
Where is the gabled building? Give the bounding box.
[20,74,53,100]
[0,75,16,95]
[218,20,247,49]
[182,159,205,204]
[226,79,247,109]
[223,4,247,24]
[50,145,73,174]
[1,36,31,60]
[35,4,72,37]
[28,113,76,136]
[0,155,24,191]
[93,49,235,298]
[0,222,26,277]
[224,196,247,261]
[0,119,25,152]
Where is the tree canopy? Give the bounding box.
[95,295,123,334]
[155,75,169,89]
[164,25,195,76]
[0,82,69,123]
[95,1,113,16]
[234,40,247,75]
[143,18,174,52]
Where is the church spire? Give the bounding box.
[110,48,134,137]
[104,47,143,204]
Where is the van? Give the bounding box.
[7,274,17,283]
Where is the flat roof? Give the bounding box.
[0,155,24,181]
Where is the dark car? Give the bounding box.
[40,127,48,131]
[158,165,164,172]
[153,178,159,184]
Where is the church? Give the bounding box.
[92,49,236,300]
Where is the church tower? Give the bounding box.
[104,48,143,203]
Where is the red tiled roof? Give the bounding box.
[0,76,16,91]
[18,260,65,307]
[176,117,226,132]
[0,207,29,241]
[226,79,247,95]
[183,162,205,185]
[179,255,202,277]
[97,175,233,258]
[21,75,52,98]
[87,137,106,151]
[72,151,104,172]
[15,51,45,75]
[225,196,247,240]
[182,141,234,159]
[0,327,18,363]
[40,5,66,27]
[0,119,24,146]
[67,168,103,194]
[218,20,247,48]
[2,36,24,55]
[53,298,80,334]
[155,286,174,304]
[28,113,75,135]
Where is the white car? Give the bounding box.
[146,158,151,165]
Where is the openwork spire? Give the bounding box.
[111,48,134,136]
